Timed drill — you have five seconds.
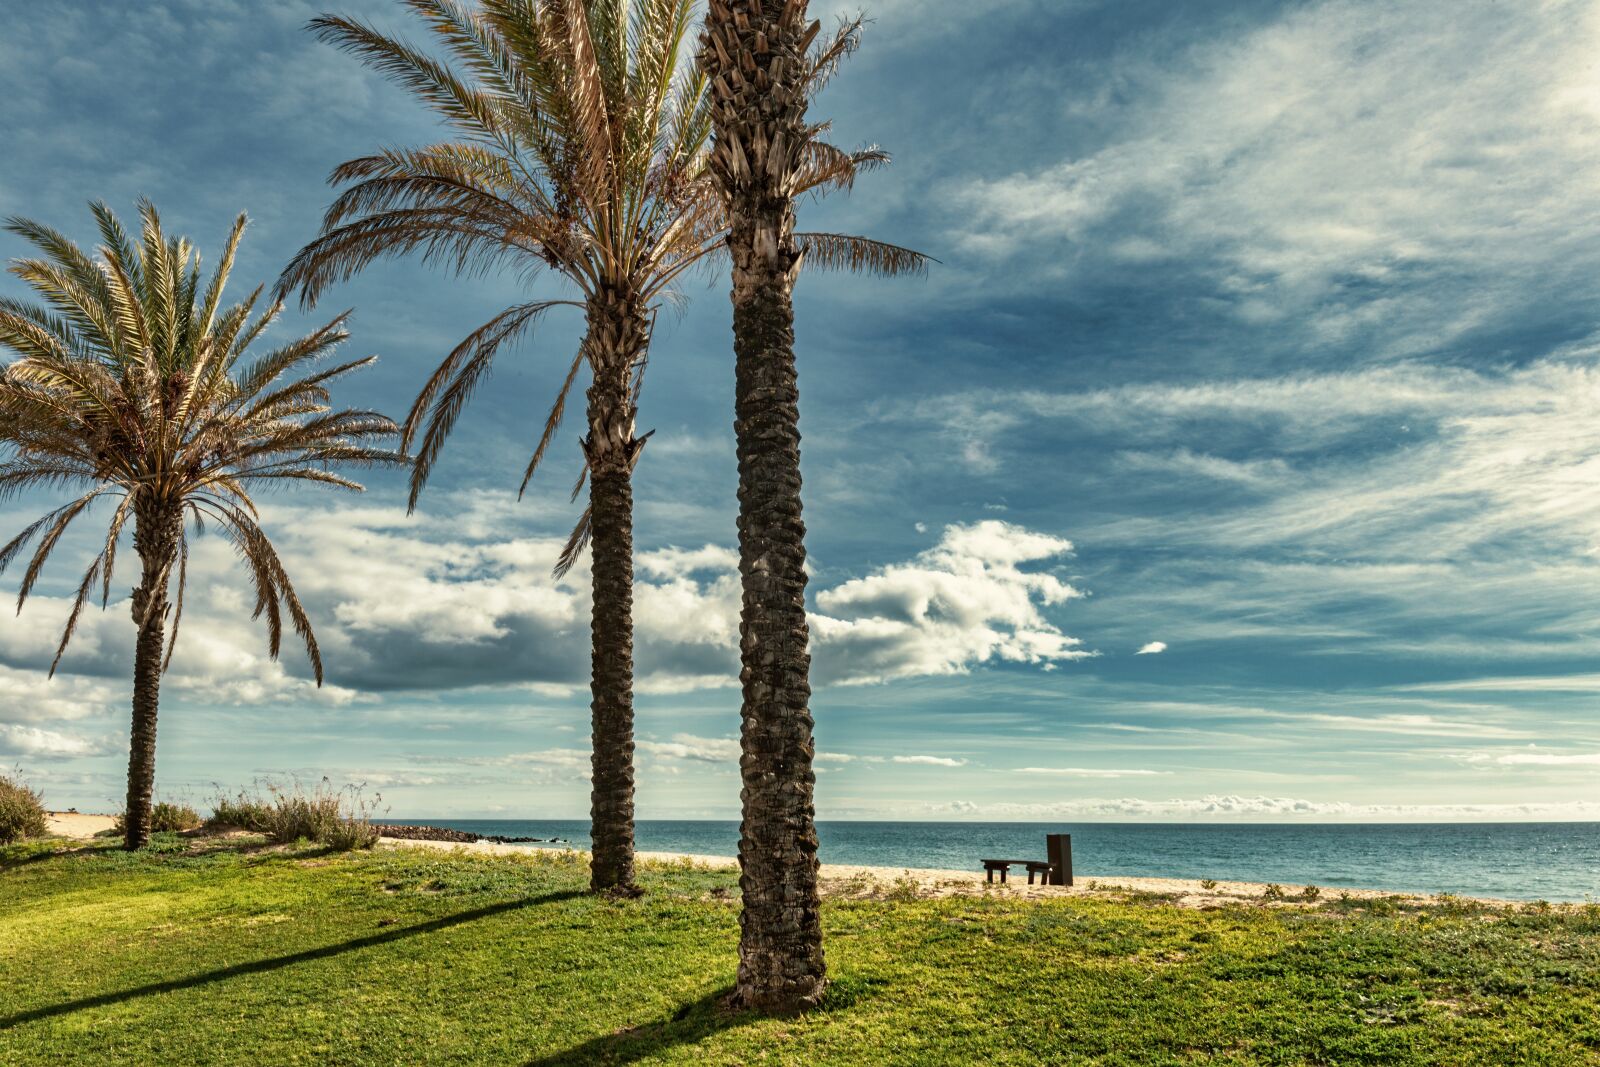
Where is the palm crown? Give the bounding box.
[0,201,404,681]
[277,0,921,525]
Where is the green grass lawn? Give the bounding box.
[3,837,1598,1065]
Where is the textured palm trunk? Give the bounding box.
[123,500,179,851]
[583,291,648,894]
[703,0,827,1013]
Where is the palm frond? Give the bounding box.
[402,299,570,509]
[794,232,933,277]
[0,201,398,685]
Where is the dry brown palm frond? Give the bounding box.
[806,16,864,94]
[795,232,934,277]
[795,143,890,198]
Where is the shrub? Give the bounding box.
[1199,878,1219,891]
[206,791,274,833]
[209,780,380,851]
[1301,884,1322,902]
[0,772,48,844]
[114,801,202,835]
[1262,883,1286,902]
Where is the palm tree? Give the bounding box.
[700,2,925,1011]
[0,201,403,850]
[277,0,917,894]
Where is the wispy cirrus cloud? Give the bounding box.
[946,0,1600,357]
[1017,767,1169,778]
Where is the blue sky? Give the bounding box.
[4,0,1600,821]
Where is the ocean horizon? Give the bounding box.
[387,819,1600,902]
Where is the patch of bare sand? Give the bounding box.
[376,837,1522,908]
[44,812,116,839]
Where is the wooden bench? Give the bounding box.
[981,858,1056,885]
[981,834,1074,887]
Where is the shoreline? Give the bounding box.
[373,835,1534,908]
[35,813,1558,906]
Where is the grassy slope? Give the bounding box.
[2,838,1598,1066]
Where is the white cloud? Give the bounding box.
[1466,749,1600,768]
[927,794,1600,822]
[1135,642,1167,655]
[1017,767,1169,778]
[0,506,1092,729]
[949,0,1600,354]
[637,734,741,764]
[0,666,118,725]
[0,723,120,760]
[813,521,1092,685]
[1401,674,1600,694]
[891,755,967,767]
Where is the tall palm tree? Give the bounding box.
[0,201,403,850]
[700,2,925,1012]
[277,0,917,893]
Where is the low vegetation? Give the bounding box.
[205,781,379,851]
[113,802,202,836]
[0,773,47,844]
[2,839,1597,1065]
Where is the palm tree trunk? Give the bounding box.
[703,0,827,1013]
[123,501,178,851]
[583,291,648,894]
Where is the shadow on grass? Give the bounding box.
[0,890,582,1031]
[524,987,743,1066]
[524,976,882,1066]
[0,847,79,870]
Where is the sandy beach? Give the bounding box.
[34,814,1523,907]
[372,835,1510,908]
[43,812,116,839]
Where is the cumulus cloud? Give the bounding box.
[0,509,1092,731]
[0,723,121,760]
[813,521,1092,685]
[0,666,118,725]
[1135,642,1167,655]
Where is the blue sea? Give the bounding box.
[393,819,1600,901]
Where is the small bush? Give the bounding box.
[206,791,274,833]
[209,779,380,851]
[1301,885,1322,902]
[114,801,202,835]
[1199,878,1219,891]
[1262,883,1286,902]
[0,772,48,844]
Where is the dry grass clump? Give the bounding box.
[114,801,202,835]
[0,772,48,844]
[207,780,380,851]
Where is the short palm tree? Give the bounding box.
[700,1,926,1012]
[277,0,919,893]
[0,201,403,850]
